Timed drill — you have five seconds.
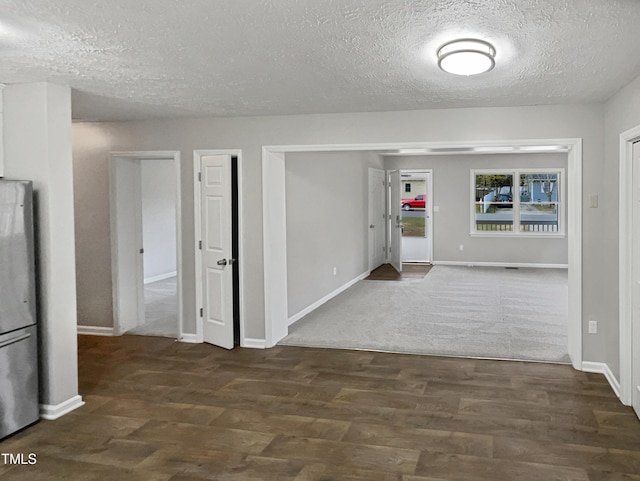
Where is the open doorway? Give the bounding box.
[619,126,640,415]
[264,140,582,369]
[400,171,432,264]
[127,159,178,337]
[109,151,183,339]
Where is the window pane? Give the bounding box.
[401,180,426,237]
[519,173,559,232]
[475,174,513,231]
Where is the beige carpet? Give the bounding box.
[281,265,569,363]
[126,276,178,338]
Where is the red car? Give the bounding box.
[401,194,426,210]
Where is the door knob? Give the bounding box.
[216,259,228,266]
[370,224,375,229]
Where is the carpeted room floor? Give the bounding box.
[281,265,569,363]
[126,276,178,338]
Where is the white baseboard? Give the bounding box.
[40,395,85,420]
[582,361,621,399]
[432,261,568,269]
[178,333,200,343]
[288,270,370,326]
[242,338,267,349]
[77,325,115,336]
[144,271,177,284]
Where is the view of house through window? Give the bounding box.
[473,169,562,234]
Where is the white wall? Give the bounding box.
[285,151,384,317]
[4,83,81,412]
[603,73,640,379]
[71,103,606,365]
[141,159,176,281]
[385,153,568,265]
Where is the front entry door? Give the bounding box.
[633,141,640,418]
[389,170,402,273]
[200,155,234,349]
[368,168,386,271]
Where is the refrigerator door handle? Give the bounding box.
[0,332,32,349]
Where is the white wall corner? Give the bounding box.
[77,325,115,336]
[581,361,622,401]
[40,395,85,420]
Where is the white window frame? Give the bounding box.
[470,168,566,237]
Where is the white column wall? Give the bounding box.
[2,83,81,414]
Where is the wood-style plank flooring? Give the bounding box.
[1,335,639,480]
[366,263,433,281]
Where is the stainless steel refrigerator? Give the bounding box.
[0,179,39,439]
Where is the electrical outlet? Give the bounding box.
[333,267,337,276]
[459,244,464,251]
[588,320,597,334]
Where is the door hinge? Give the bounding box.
[198,172,202,182]
[139,248,144,254]
[200,307,203,317]
[199,240,202,250]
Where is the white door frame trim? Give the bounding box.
[263,139,582,370]
[619,125,640,406]
[193,150,245,346]
[109,150,183,339]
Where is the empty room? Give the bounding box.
[282,149,571,363]
[1,1,640,480]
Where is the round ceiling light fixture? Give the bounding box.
[437,38,496,76]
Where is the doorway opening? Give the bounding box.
[619,126,640,415]
[263,139,582,370]
[109,151,183,339]
[400,170,432,264]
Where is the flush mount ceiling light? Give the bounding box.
[437,39,496,76]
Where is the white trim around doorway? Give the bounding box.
[109,150,184,340]
[193,149,246,346]
[619,125,640,406]
[262,139,583,371]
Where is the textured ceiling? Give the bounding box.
[1,0,639,121]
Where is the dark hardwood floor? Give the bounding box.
[1,335,639,480]
[366,263,433,281]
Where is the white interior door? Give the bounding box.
[201,154,234,349]
[389,170,402,273]
[368,168,386,271]
[632,141,640,418]
[111,158,144,334]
